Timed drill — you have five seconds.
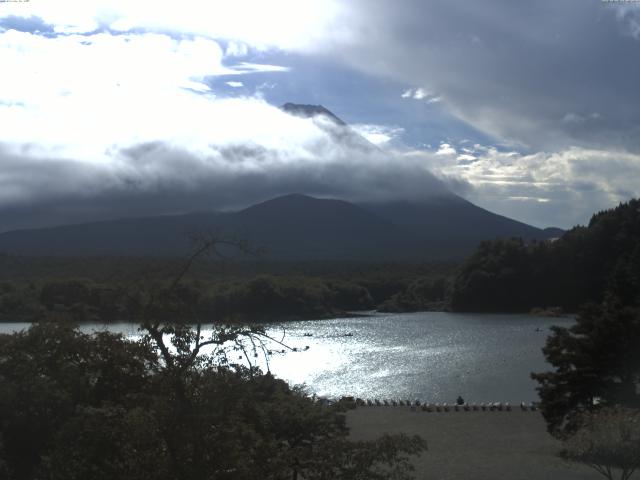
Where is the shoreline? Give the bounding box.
[0,308,575,324]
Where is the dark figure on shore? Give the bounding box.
[456,396,465,406]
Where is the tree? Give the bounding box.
[0,321,160,480]
[562,407,640,480]
[449,198,640,313]
[532,301,640,437]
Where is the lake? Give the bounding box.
[0,312,573,403]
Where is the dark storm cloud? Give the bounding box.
[331,0,640,152]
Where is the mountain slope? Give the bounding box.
[281,103,347,125]
[362,194,558,258]
[0,193,560,260]
[0,211,226,257]
[221,194,421,260]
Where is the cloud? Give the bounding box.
[320,0,640,153]
[0,116,448,231]
[408,143,640,228]
[350,124,405,145]
[0,13,451,232]
[226,62,290,74]
[0,29,226,108]
[2,1,639,233]
[0,25,446,231]
[0,29,293,159]
[612,4,640,39]
[401,87,441,103]
[562,112,602,125]
[435,143,456,156]
[0,0,346,50]
[456,153,476,163]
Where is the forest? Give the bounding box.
[450,199,640,312]
[0,256,455,323]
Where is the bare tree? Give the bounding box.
[562,407,640,480]
[135,233,293,378]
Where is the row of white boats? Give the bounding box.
[340,398,539,412]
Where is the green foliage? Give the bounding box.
[0,258,459,322]
[206,275,375,322]
[378,276,449,312]
[0,322,159,480]
[0,321,425,480]
[46,406,170,480]
[561,407,640,480]
[451,199,640,312]
[532,302,640,437]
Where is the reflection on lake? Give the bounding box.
[0,312,573,403]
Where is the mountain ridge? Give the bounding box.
[0,193,562,260]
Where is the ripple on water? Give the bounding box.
[0,312,573,402]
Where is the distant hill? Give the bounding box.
[0,193,561,260]
[0,211,224,257]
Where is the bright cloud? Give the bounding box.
[401,87,441,103]
[351,124,404,145]
[0,0,346,50]
[0,28,295,162]
[0,22,446,230]
[435,143,456,156]
[406,144,640,228]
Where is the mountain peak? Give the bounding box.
[240,193,353,215]
[281,103,346,125]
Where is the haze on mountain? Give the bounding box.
[0,192,561,260]
[0,104,562,260]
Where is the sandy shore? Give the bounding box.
[347,406,601,480]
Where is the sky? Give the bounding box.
[1,0,640,231]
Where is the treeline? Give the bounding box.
[450,198,640,312]
[0,259,457,322]
[0,276,371,323]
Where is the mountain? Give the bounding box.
[220,194,423,260]
[0,104,562,260]
[281,102,375,151]
[281,103,346,125]
[541,227,565,239]
[362,193,558,258]
[0,193,560,260]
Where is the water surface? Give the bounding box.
[0,312,573,403]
